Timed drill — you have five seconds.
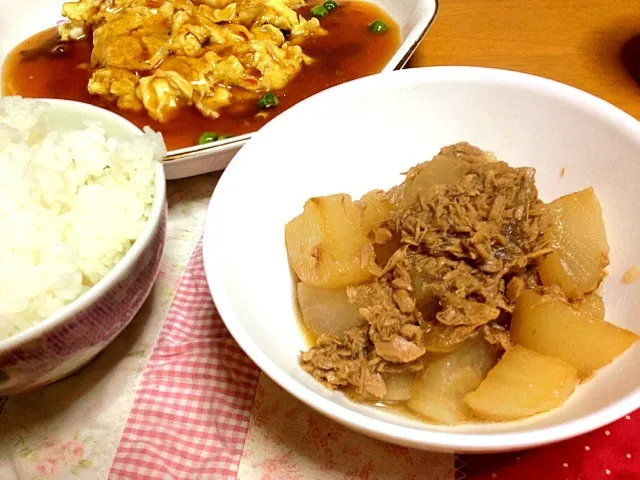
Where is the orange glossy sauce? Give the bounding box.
[2,1,400,150]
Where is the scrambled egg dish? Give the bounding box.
[59,0,325,122]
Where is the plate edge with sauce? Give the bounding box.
[156,0,439,179]
[0,0,437,179]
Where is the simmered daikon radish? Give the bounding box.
[297,282,365,337]
[572,293,605,321]
[395,155,471,207]
[382,372,416,402]
[358,190,394,232]
[285,194,375,288]
[407,337,497,424]
[291,144,621,426]
[511,290,638,376]
[538,188,609,299]
[465,345,578,421]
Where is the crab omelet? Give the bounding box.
[59,0,325,122]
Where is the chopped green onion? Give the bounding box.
[258,92,280,109]
[369,20,388,34]
[217,134,231,140]
[311,4,328,17]
[323,0,338,11]
[199,132,219,144]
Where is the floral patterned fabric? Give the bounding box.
[238,375,454,480]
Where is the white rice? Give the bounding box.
[0,97,166,341]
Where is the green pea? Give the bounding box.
[198,132,219,144]
[258,92,280,109]
[369,20,388,34]
[323,0,338,11]
[311,4,328,17]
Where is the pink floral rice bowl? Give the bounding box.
[0,98,167,395]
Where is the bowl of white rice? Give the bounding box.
[0,96,167,395]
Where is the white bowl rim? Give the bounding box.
[0,98,167,354]
[203,66,640,452]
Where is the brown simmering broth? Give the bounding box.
[2,1,400,151]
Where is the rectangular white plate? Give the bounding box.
[0,0,438,179]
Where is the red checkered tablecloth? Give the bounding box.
[109,241,260,479]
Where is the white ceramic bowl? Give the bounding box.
[0,0,438,180]
[0,99,166,396]
[203,66,640,453]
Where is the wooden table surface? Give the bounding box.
[410,0,640,120]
